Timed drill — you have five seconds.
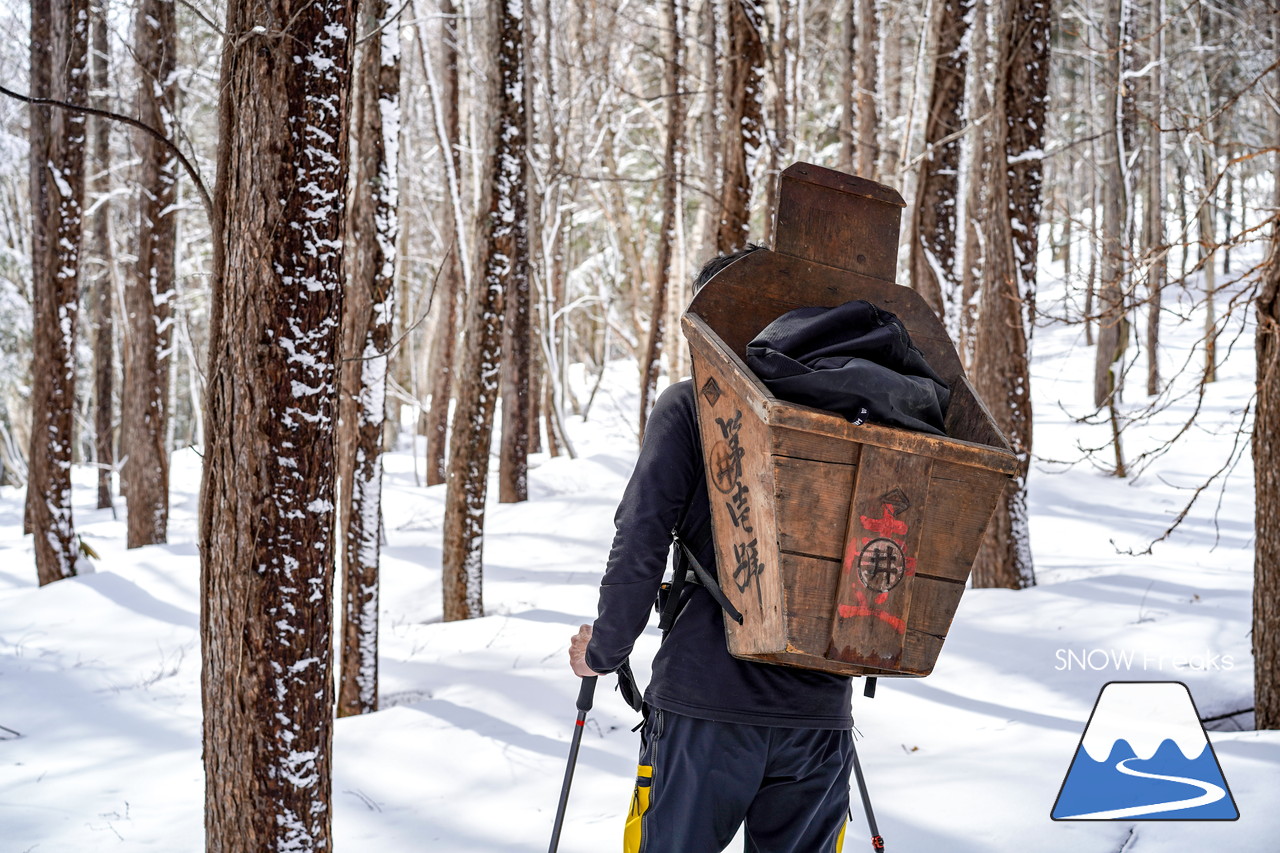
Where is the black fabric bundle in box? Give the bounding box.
[744,299,950,436]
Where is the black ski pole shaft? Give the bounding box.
[549,676,597,853]
[850,737,884,852]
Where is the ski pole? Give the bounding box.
[850,737,884,851]
[549,675,597,853]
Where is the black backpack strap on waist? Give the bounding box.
[673,532,744,626]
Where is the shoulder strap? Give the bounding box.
[673,533,744,626]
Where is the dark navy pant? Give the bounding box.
[625,709,853,853]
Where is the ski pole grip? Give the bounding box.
[576,675,598,712]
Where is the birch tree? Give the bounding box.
[441,0,527,622]
[199,0,355,847]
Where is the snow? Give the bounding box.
[1080,682,1211,761]
[1,261,1279,852]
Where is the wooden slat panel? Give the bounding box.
[915,461,1011,583]
[827,447,933,669]
[773,164,904,283]
[691,353,787,656]
[684,249,964,383]
[773,457,854,560]
[908,576,966,638]
[767,404,1021,475]
[771,426,861,465]
[944,376,1012,452]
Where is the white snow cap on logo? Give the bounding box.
[1080,682,1208,762]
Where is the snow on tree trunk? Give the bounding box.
[716,0,765,254]
[639,0,685,443]
[124,0,177,548]
[28,0,88,585]
[499,0,538,503]
[907,0,971,319]
[337,0,399,719]
[969,0,1045,591]
[424,0,467,488]
[199,0,355,848]
[89,0,115,512]
[441,0,527,622]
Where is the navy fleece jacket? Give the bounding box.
[585,381,852,728]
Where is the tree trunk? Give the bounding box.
[1145,0,1164,397]
[28,0,88,585]
[907,0,971,318]
[499,0,539,503]
[1255,106,1280,732]
[423,0,466,488]
[839,0,855,174]
[956,0,989,367]
[1199,146,1218,384]
[969,0,1045,590]
[1093,0,1126,415]
[337,0,399,719]
[90,0,115,512]
[716,0,765,254]
[442,0,527,622]
[200,0,355,847]
[853,0,878,176]
[698,0,723,261]
[639,0,685,442]
[124,0,177,548]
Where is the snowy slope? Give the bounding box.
[2,272,1279,852]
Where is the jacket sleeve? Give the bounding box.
[585,383,702,674]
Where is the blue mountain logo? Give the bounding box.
[1051,681,1238,820]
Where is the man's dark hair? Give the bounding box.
[692,243,764,293]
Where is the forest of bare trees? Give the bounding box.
[2,0,1279,844]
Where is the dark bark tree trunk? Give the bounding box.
[199,0,355,847]
[1255,106,1280,732]
[337,0,399,719]
[639,0,685,442]
[907,0,971,318]
[90,0,115,512]
[499,0,542,503]
[716,0,765,254]
[970,0,1047,590]
[441,0,527,622]
[124,0,177,548]
[28,0,88,585]
[423,0,466,488]
[24,0,51,537]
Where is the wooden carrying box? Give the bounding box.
[682,163,1020,677]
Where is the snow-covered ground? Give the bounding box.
[2,265,1278,852]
